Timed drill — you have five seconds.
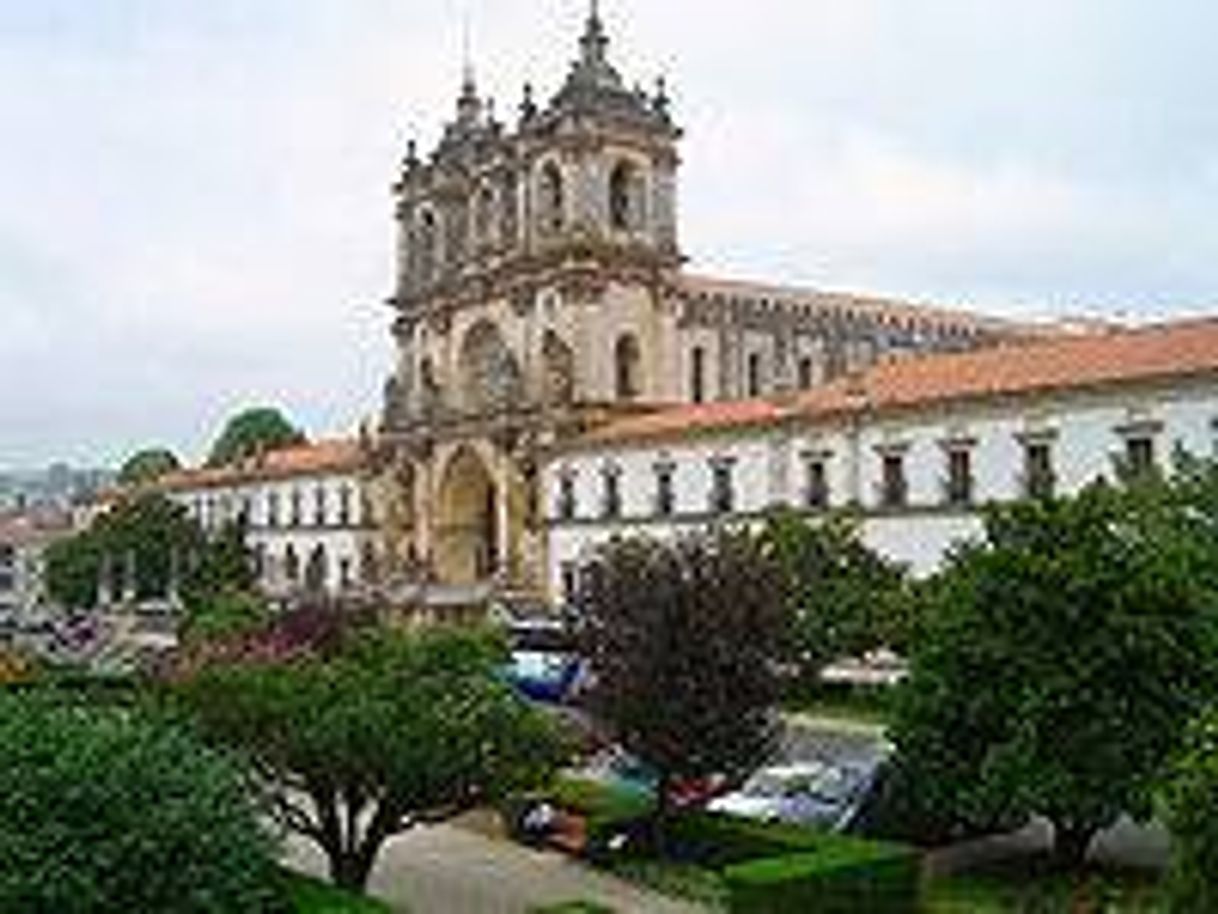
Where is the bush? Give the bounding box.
[723,843,919,914]
[281,871,393,913]
[669,813,918,914]
[0,694,281,913]
[1163,708,1218,913]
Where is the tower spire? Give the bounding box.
[580,0,609,68]
[456,7,481,125]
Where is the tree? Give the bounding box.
[888,483,1218,867]
[45,494,203,608]
[573,529,788,832]
[0,695,280,912]
[117,447,181,486]
[175,625,565,892]
[762,510,909,683]
[208,407,305,467]
[1162,706,1218,913]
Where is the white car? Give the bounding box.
[708,761,873,831]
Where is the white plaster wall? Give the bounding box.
[544,377,1218,599]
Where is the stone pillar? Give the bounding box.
[494,454,512,582]
[122,550,137,606]
[97,554,114,610]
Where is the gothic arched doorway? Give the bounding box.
[436,447,498,585]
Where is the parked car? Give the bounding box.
[708,756,884,832]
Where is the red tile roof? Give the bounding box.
[154,439,363,493]
[579,318,1218,447]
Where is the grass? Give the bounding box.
[282,871,396,914]
[528,903,618,914]
[781,680,894,727]
[923,858,1167,914]
[607,857,729,910]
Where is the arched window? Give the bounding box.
[690,346,706,404]
[542,330,576,407]
[475,185,496,245]
[615,334,642,401]
[418,210,437,282]
[538,162,564,235]
[797,356,814,390]
[609,161,636,232]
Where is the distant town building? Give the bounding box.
[544,319,1218,597]
[156,440,379,601]
[0,508,74,616]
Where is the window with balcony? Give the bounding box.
[944,448,974,506]
[1023,441,1056,499]
[804,456,830,510]
[654,461,676,517]
[601,466,622,519]
[709,459,736,515]
[880,453,908,509]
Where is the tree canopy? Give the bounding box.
[175,624,565,891]
[117,448,181,486]
[762,510,909,682]
[207,407,305,467]
[573,529,788,825]
[887,481,1218,866]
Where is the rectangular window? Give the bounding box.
[710,460,735,515]
[1125,435,1156,476]
[314,487,327,528]
[267,492,280,529]
[290,490,303,528]
[798,357,814,390]
[338,485,352,526]
[747,353,763,398]
[691,347,706,404]
[1024,442,1055,499]
[601,467,622,519]
[655,462,676,516]
[805,458,830,510]
[945,449,974,506]
[880,454,908,508]
[558,473,577,521]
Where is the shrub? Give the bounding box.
[669,813,918,914]
[0,694,281,913]
[281,871,393,913]
[1163,707,1218,913]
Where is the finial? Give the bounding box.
[519,82,537,122]
[654,75,671,118]
[405,138,419,168]
[580,0,609,65]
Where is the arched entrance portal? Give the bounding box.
[436,447,498,585]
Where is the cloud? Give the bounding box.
[1,0,1216,466]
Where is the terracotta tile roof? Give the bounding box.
[579,318,1218,447]
[580,398,788,447]
[155,439,363,493]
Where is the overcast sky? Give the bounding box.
[2,0,1216,469]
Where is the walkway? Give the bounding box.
[285,823,707,914]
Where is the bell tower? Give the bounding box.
[376,3,685,612]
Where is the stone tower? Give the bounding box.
[376,4,683,610]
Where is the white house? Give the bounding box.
[544,318,1218,599]
[158,440,381,600]
[0,509,74,616]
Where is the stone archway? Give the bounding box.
[435,446,498,585]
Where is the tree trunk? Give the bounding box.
[327,844,378,894]
[1051,822,1096,871]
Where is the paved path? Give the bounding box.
[285,824,707,914]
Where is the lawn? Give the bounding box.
[282,871,396,914]
[923,859,1167,914]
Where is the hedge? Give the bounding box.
[672,813,919,914]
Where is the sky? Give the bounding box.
[2,0,1216,469]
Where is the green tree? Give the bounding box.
[117,447,181,486]
[762,510,909,682]
[0,695,280,913]
[573,529,788,833]
[45,494,203,608]
[888,483,1218,866]
[1162,707,1218,913]
[208,407,306,467]
[176,626,565,892]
